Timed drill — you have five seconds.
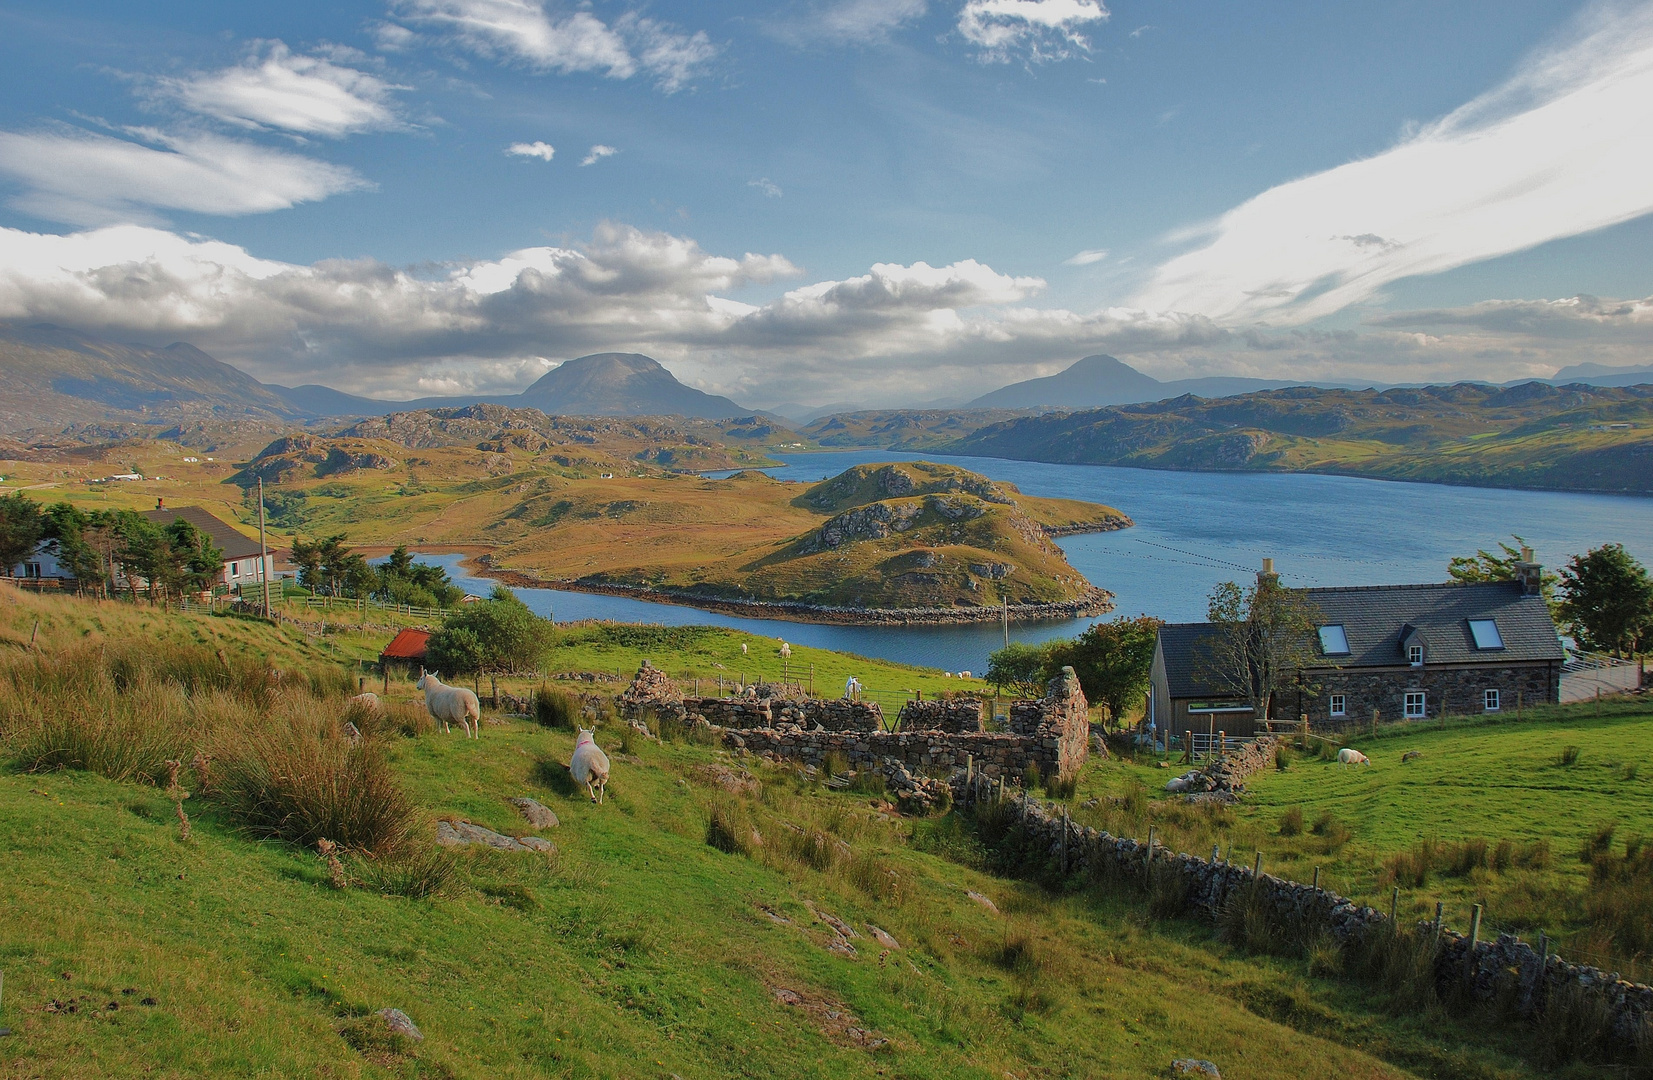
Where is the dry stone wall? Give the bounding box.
[958,782,1653,1053]
[681,696,883,732]
[897,698,985,733]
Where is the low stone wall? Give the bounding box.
[897,698,985,733]
[958,782,1653,1053]
[729,728,1042,778]
[685,696,883,732]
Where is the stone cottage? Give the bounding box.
[1150,554,1564,738]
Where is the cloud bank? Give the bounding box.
[1132,3,1653,326]
[959,0,1109,63]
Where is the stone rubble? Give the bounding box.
[436,820,557,854]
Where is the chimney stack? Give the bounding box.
[1514,546,1543,596]
[1259,557,1279,589]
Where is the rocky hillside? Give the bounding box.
[950,382,1653,494]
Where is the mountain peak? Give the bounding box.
[516,352,751,418]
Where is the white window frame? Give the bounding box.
[1404,691,1426,719]
[1484,689,1500,712]
[229,560,239,577]
[1329,694,1346,717]
[1407,644,1424,666]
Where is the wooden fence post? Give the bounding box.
[1466,904,1483,977]
[1061,808,1070,874]
[1146,825,1156,867]
[1390,886,1399,925]
[1252,851,1262,879]
[1312,865,1320,890]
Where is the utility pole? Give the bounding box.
[257,477,272,621]
[1002,597,1009,649]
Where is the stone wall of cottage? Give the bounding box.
[1298,662,1560,729]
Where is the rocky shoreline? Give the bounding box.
[471,555,1114,626]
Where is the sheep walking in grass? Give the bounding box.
[416,670,481,739]
[1337,748,1369,767]
[570,728,610,804]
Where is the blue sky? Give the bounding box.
[1,0,1651,408]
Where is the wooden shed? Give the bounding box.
[380,628,432,673]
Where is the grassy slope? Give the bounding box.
[0,590,1568,1080]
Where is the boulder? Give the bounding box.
[377,1008,423,1041]
[1170,1060,1220,1078]
[509,797,559,828]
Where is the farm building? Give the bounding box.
[1149,556,1564,739]
[380,628,432,673]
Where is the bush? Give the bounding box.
[533,685,580,730]
[1279,806,1304,837]
[214,716,416,854]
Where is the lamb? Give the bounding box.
[1336,748,1370,766]
[416,670,481,739]
[570,728,611,804]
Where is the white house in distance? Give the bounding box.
[12,501,278,592]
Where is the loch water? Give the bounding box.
[414,452,1653,674]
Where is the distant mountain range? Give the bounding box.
[0,323,761,434]
[965,353,1653,411]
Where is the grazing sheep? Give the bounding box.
[1337,748,1370,766]
[349,691,381,711]
[416,670,481,739]
[570,728,611,804]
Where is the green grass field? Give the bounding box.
[1066,702,1653,981]
[1,588,1645,1078]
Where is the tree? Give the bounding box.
[290,534,374,598]
[1558,544,1653,656]
[374,545,464,609]
[112,512,169,601]
[41,502,105,590]
[1044,615,1164,723]
[425,586,551,678]
[985,641,1050,697]
[1195,577,1324,719]
[1449,534,1558,607]
[162,518,224,595]
[0,492,44,577]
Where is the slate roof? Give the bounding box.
[1159,581,1563,699]
[140,506,264,561]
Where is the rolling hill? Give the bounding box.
[965,354,1321,410]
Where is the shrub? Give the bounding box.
[1279,806,1304,837]
[214,716,416,854]
[533,685,581,730]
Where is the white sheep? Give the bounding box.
[349,691,381,711]
[570,728,611,804]
[1337,748,1370,766]
[416,670,481,739]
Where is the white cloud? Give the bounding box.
[748,177,783,198]
[773,0,928,45]
[154,41,408,138]
[1132,3,1653,326]
[618,14,719,93]
[389,0,716,91]
[579,144,617,166]
[1064,248,1107,266]
[0,127,370,225]
[958,0,1108,63]
[505,140,555,160]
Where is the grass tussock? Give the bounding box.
[1383,836,1552,888]
[1345,924,1441,1014]
[1278,806,1304,837]
[352,843,458,899]
[1555,745,1583,767]
[213,708,417,855]
[1583,834,1653,960]
[533,684,581,730]
[705,795,759,856]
